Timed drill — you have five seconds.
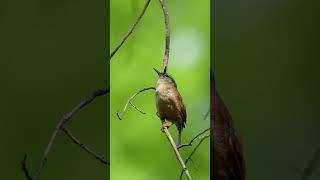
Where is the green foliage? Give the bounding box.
[215,0,320,179]
[0,0,107,179]
[111,0,210,179]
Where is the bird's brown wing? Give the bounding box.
[213,89,246,180]
[174,88,186,129]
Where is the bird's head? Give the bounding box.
[153,67,177,88]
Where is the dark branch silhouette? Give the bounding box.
[21,88,109,180]
[21,154,32,180]
[62,126,109,165]
[179,135,210,180]
[203,109,210,120]
[178,128,210,149]
[117,87,155,120]
[21,0,155,178]
[110,0,151,59]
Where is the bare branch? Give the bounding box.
[21,154,32,180]
[129,101,146,114]
[179,135,210,180]
[158,0,170,73]
[161,122,192,180]
[22,88,110,180]
[178,128,210,149]
[156,0,192,179]
[110,0,151,59]
[62,126,109,165]
[203,109,210,120]
[117,87,155,120]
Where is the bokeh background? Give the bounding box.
[0,0,108,179]
[111,0,210,179]
[215,0,320,179]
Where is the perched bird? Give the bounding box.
[212,73,246,180]
[154,68,186,147]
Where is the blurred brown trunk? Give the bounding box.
[211,73,246,180]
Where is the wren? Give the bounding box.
[154,68,186,147]
[212,72,246,180]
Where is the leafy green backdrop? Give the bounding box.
[215,0,320,179]
[111,0,210,179]
[0,0,108,179]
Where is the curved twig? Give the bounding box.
[158,0,170,73]
[179,135,210,180]
[22,88,110,180]
[203,109,210,120]
[117,87,155,120]
[110,0,151,59]
[21,154,32,180]
[178,128,210,149]
[62,126,109,165]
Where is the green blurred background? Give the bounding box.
[215,0,320,179]
[3,0,319,179]
[111,0,210,179]
[0,0,108,179]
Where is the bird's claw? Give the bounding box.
[161,121,172,132]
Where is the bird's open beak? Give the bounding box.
[153,68,161,76]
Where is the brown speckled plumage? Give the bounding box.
[212,74,246,180]
[155,69,186,146]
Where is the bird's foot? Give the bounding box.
[161,121,172,132]
[163,121,173,129]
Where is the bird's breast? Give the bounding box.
[156,86,179,121]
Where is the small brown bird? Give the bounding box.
[154,68,186,147]
[211,72,246,180]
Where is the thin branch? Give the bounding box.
[161,122,192,180]
[203,109,210,120]
[179,135,210,180]
[110,0,151,59]
[129,101,145,114]
[157,0,191,179]
[117,87,155,120]
[178,128,210,149]
[21,154,32,180]
[301,147,320,180]
[158,0,170,73]
[22,88,109,180]
[62,126,109,165]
